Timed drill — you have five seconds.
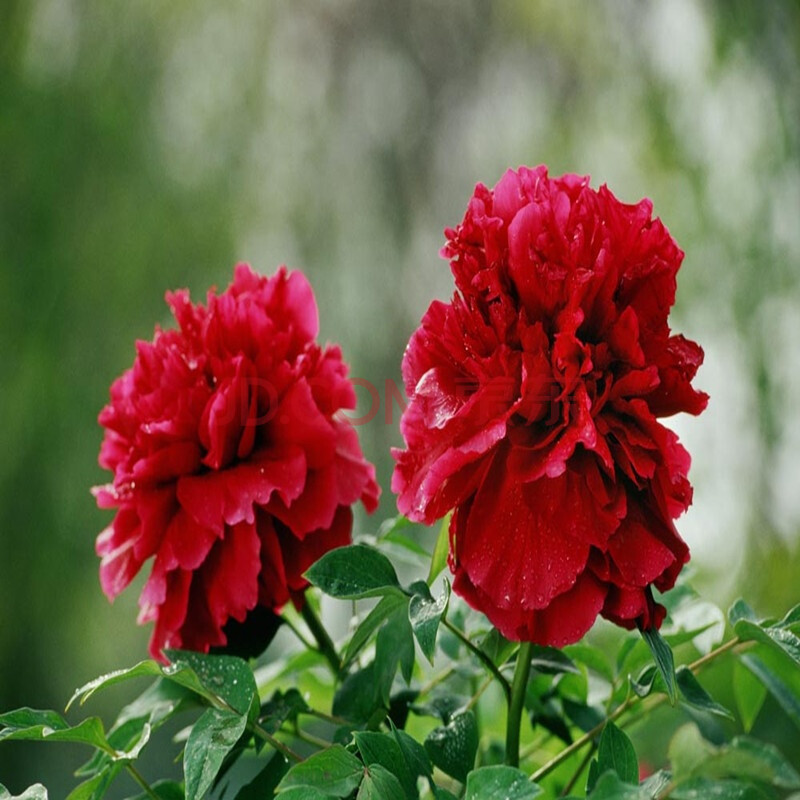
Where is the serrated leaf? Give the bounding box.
[427,515,450,586]
[162,651,256,718]
[356,764,406,800]
[677,667,734,719]
[733,660,767,732]
[306,545,402,599]
[260,689,309,734]
[67,661,162,710]
[424,710,478,784]
[739,652,800,729]
[409,580,450,664]
[343,593,407,668]
[276,745,363,797]
[465,766,542,799]
[597,721,638,785]
[0,785,49,800]
[184,707,247,800]
[354,732,416,800]
[640,627,677,704]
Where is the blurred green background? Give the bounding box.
[1,0,798,794]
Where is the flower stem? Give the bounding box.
[301,601,342,678]
[125,764,160,800]
[505,641,534,767]
[443,619,512,702]
[251,721,303,762]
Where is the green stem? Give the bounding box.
[505,641,534,767]
[251,722,303,762]
[301,602,342,678]
[443,619,511,702]
[125,764,160,800]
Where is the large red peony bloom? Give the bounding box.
[393,166,707,646]
[95,264,379,659]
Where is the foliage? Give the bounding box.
[2,523,799,799]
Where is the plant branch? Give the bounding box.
[530,636,743,783]
[250,721,303,762]
[506,641,534,767]
[301,602,342,678]
[125,764,160,800]
[443,619,511,703]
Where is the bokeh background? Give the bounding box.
[1,0,798,794]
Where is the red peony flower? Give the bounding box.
[393,166,707,646]
[94,264,379,660]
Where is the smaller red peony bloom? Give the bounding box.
[393,166,708,647]
[94,264,379,660]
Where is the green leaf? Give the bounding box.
[67,661,162,710]
[127,781,186,800]
[480,628,516,667]
[276,745,364,797]
[424,710,478,784]
[374,606,415,704]
[162,651,257,717]
[585,771,647,799]
[728,599,758,627]
[527,646,579,675]
[465,766,542,799]
[409,579,450,664]
[306,545,402,599]
[333,665,383,725]
[65,766,120,800]
[354,732,416,800]
[356,764,406,800]
[734,619,800,667]
[668,722,800,789]
[740,652,800,729]
[427,515,450,586]
[343,594,407,668]
[669,777,768,799]
[260,689,309,733]
[234,752,289,799]
[563,644,614,683]
[630,665,658,698]
[275,789,337,800]
[775,602,800,629]
[183,707,247,800]
[390,724,432,785]
[733,659,767,732]
[640,627,677,704]
[0,709,111,753]
[677,667,734,719]
[0,786,49,800]
[597,721,638,786]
